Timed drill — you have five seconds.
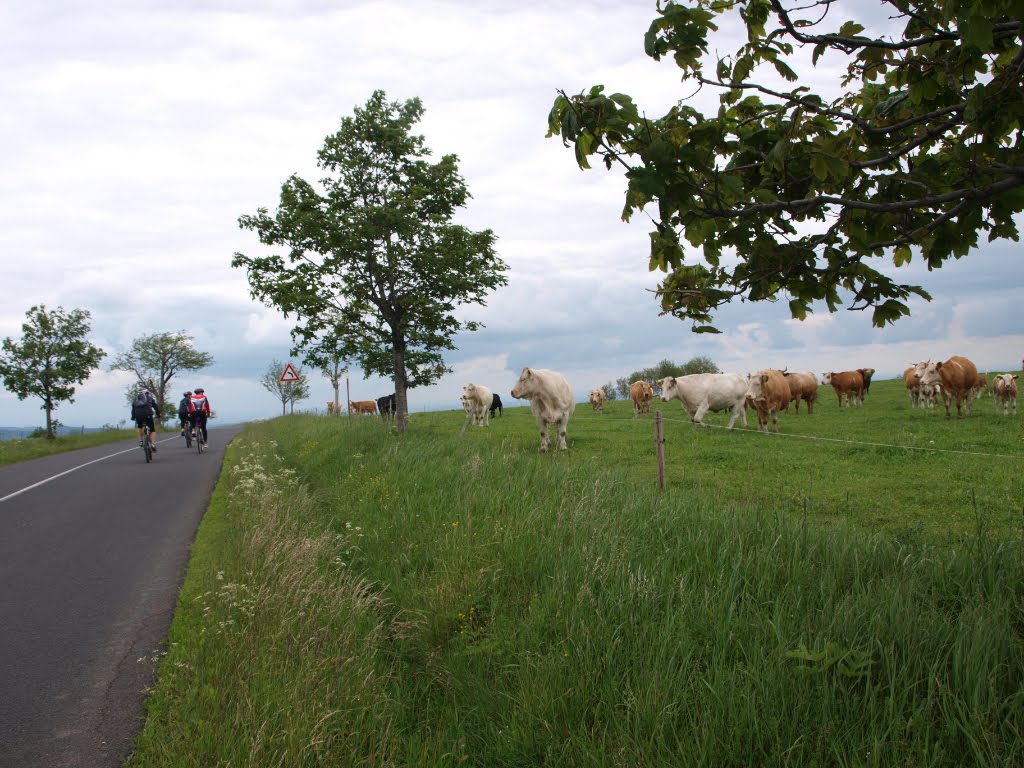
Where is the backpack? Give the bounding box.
[133,391,152,418]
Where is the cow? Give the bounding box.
[973,374,990,400]
[629,380,654,417]
[915,355,978,419]
[510,367,575,452]
[589,388,606,414]
[745,369,790,433]
[462,383,493,427]
[376,393,396,419]
[349,400,377,415]
[903,364,925,408]
[490,393,503,418]
[992,373,1018,416]
[858,368,876,401]
[326,401,340,416]
[657,373,749,429]
[821,370,864,407]
[783,371,818,414]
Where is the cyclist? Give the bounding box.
[189,387,212,446]
[177,391,192,437]
[131,388,162,454]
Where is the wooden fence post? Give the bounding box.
[655,410,666,490]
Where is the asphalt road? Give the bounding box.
[0,424,244,767]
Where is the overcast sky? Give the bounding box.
[2,1,1022,429]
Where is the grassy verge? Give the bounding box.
[129,381,1024,766]
[0,429,137,466]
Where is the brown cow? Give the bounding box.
[629,380,654,417]
[916,355,978,419]
[589,388,606,413]
[349,399,377,415]
[783,371,818,414]
[857,368,876,402]
[821,370,864,407]
[745,369,789,432]
[973,374,990,400]
[992,373,1018,416]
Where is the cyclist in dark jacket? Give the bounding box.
[131,389,162,454]
[178,391,192,436]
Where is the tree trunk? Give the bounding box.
[45,396,54,439]
[281,398,287,416]
[393,342,409,434]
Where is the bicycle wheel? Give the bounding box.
[184,425,192,448]
[197,428,204,454]
[144,429,152,463]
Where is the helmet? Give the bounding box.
[195,387,205,394]
[184,391,192,396]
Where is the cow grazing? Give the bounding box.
[349,400,377,415]
[916,355,978,418]
[511,367,575,452]
[746,369,790,433]
[589,388,606,413]
[462,383,493,427]
[783,371,818,414]
[993,373,1018,416]
[490,393,503,418]
[629,380,654,417]
[821,370,864,407]
[657,373,748,429]
[376,393,396,418]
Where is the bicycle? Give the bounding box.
[183,421,193,449]
[141,424,153,463]
[193,417,206,454]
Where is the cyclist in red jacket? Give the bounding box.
[188,387,212,446]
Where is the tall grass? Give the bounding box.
[130,380,1024,767]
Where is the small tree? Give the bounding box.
[300,322,349,415]
[109,331,213,420]
[261,359,310,416]
[600,382,618,401]
[0,305,105,439]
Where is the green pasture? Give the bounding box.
[0,428,136,466]
[129,375,1024,767]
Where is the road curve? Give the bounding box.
[0,424,245,767]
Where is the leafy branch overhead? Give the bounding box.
[548,0,1024,332]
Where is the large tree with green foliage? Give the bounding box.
[109,331,213,420]
[549,0,1024,332]
[0,305,106,438]
[233,90,508,433]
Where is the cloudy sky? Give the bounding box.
[2,1,1022,429]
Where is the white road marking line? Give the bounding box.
[0,437,175,504]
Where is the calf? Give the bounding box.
[657,373,748,429]
[490,393,503,418]
[589,388,606,414]
[349,400,377,415]
[821,370,864,407]
[783,371,817,414]
[993,373,1018,416]
[746,369,790,433]
[973,374,990,400]
[916,355,978,418]
[511,367,575,452]
[629,380,654,417]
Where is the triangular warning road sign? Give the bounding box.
[279,363,301,382]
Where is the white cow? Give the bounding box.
[462,383,493,427]
[993,373,1018,416]
[656,373,749,429]
[589,388,606,413]
[510,367,575,452]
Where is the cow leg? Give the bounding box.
[556,415,569,451]
[807,397,815,415]
[771,409,780,432]
[538,421,550,453]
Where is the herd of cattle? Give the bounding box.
[331,356,1019,452]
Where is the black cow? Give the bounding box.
[376,393,396,418]
[489,392,503,417]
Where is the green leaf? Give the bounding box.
[893,244,912,267]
